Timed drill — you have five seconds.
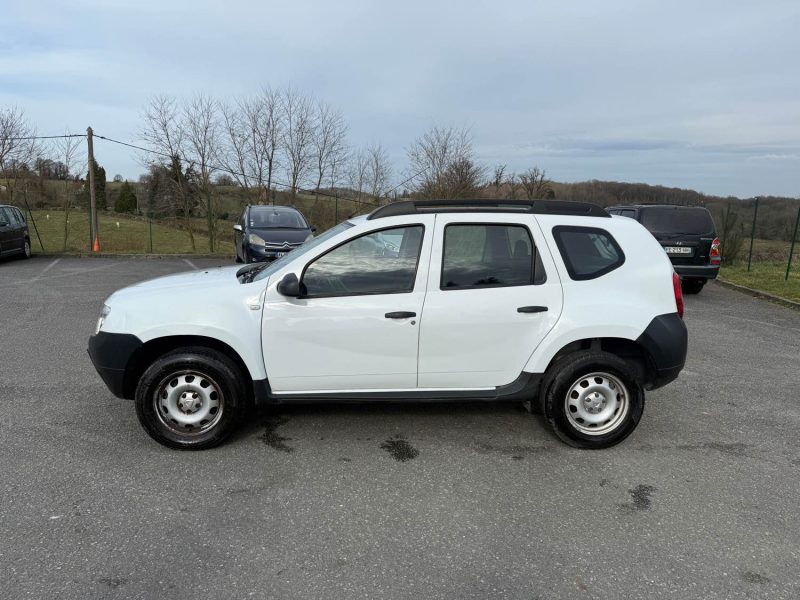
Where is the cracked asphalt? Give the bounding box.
[1,256,799,599]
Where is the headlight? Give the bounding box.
[304,233,314,242]
[248,233,266,246]
[95,304,111,334]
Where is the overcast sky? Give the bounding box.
[2,0,798,197]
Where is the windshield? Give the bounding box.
[251,222,354,282]
[249,206,308,229]
[640,207,715,235]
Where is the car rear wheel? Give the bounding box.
[22,238,31,259]
[543,351,644,449]
[135,347,246,449]
[681,279,705,294]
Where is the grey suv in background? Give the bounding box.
[233,205,315,263]
[0,204,31,260]
[607,204,720,294]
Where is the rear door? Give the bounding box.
[417,214,563,389]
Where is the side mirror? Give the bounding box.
[277,272,301,298]
[310,225,317,233]
[233,224,243,232]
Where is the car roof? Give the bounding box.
[367,199,609,220]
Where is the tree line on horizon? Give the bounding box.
[1,100,798,251]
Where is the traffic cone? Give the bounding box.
[93,236,100,252]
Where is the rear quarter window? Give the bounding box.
[552,226,625,281]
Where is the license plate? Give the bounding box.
[664,246,692,255]
[275,252,285,258]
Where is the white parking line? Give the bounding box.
[183,258,199,270]
[29,258,61,282]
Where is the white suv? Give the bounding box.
[88,200,687,450]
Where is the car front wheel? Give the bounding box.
[542,351,644,449]
[135,347,246,449]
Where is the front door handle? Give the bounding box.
[517,306,548,313]
[385,311,416,319]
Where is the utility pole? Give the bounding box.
[87,126,99,252]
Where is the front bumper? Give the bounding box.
[673,264,719,281]
[87,332,143,399]
[636,313,688,390]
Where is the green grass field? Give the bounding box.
[27,210,234,255]
[719,262,800,303]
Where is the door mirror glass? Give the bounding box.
[233,223,243,232]
[277,272,301,297]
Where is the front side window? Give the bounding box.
[302,225,424,297]
[441,224,546,289]
[0,207,13,225]
[552,226,625,280]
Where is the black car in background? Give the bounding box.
[606,204,720,294]
[234,205,315,263]
[0,204,31,260]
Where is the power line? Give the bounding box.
[93,133,378,206]
[3,134,85,141]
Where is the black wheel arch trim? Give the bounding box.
[635,312,687,389]
[87,332,143,399]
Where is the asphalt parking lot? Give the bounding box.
[1,256,799,599]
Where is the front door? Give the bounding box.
[263,218,435,393]
[417,215,563,389]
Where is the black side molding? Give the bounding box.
[252,371,542,405]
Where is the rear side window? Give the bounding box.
[552,226,625,281]
[14,208,25,223]
[640,207,714,235]
[441,224,546,289]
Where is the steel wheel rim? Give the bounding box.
[153,370,224,436]
[564,371,629,436]
[24,240,30,257]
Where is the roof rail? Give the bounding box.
[366,199,609,220]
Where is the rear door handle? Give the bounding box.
[517,306,548,313]
[385,311,416,319]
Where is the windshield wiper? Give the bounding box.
[238,263,269,283]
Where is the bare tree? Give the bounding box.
[282,88,316,198]
[492,164,506,195]
[183,93,220,250]
[255,86,284,202]
[519,166,552,199]
[347,148,369,202]
[140,95,196,251]
[52,133,84,250]
[311,99,348,199]
[0,106,42,205]
[406,125,474,198]
[366,142,392,201]
[219,101,252,189]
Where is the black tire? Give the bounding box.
[22,238,31,259]
[135,347,246,449]
[681,279,704,294]
[542,351,644,449]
